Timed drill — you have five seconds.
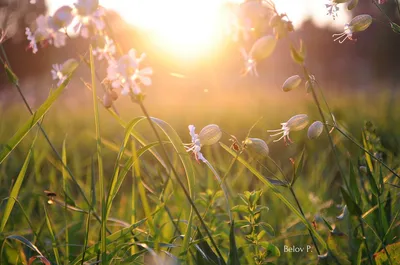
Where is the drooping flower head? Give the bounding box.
[72,0,105,38]
[185,124,222,163]
[25,9,72,53]
[51,58,79,86]
[268,114,309,144]
[325,0,350,20]
[332,14,372,43]
[106,49,152,96]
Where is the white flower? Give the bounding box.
[73,0,105,38]
[325,0,349,20]
[268,114,309,144]
[185,125,207,163]
[106,49,152,96]
[51,64,67,86]
[332,14,372,43]
[92,36,116,61]
[240,48,258,76]
[25,14,68,53]
[30,0,36,4]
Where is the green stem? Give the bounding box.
[359,217,375,265]
[334,126,399,179]
[289,187,321,255]
[138,101,225,263]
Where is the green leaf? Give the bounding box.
[374,242,400,265]
[390,23,400,34]
[43,205,61,265]
[231,205,249,214]
[4,64,18,85]
[0,148,32,232]
[0,75,72,164]
[258,241,280,257]
[292,148,305,186]
[220,142,327,250]
[340,188,362,216]
[227,221,241,265]
[290,40,305,65]
[349,162,361,203]
[194,229,222,265]
[365,166,380,197]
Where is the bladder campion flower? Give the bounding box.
[307,121,324,139]
[185,124,222,163]
[72,0,105,38]
[240,35,277,76]
[25,14,68,53]
[332,14,373,43]
[282,75,302,92]
[243,138,269,157]
[325,0,349,20]
[106,49,152,96]
[51,58,78,86]
[268,114,309,144]
[92,36,116,61]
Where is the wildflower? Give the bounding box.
[243,138,269,157]
[332,14,373,43]
[106,49,152,96]
[268,114,309,144]
[185,124,222,163]
[51,58,78,86]
[186,125,207,163]
[240,35,276,76]
[326,0,349,20]
[25,14,68,53]
[307,121,324,139]
[51,6,74,30]
[336,205,347,220]
[92,36,116,61]
[72,0,105,38]
[51,64,67,86]
[282,75,302,92]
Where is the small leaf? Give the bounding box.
[340,188,362,216]
[4,64,18,85]
[374,242,400,265]
[227,221,241,265]
[290,40,305,64]
[231,205,249,214]
[390,22,400,34]
[258,241,280,257]
[321,216,333,231]
[258,222,275,236]
[349,162,361,203]
[291,148,305,186]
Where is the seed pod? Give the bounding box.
[286,114,309,131]
[244,138,269,157]
[282,75,302,92]
[103,93,112,108]
[249,35,277,62]
[307,121,324,139]
[199,124,222,146]
[61,58,79,75]
[359,166,367,174]
[349,14,372,33]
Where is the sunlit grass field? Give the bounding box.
[1,85,399,264]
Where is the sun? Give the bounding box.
[110,0,236,59]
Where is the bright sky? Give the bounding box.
[47,0,351,58]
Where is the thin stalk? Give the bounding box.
[359,217,374,265]
[0,44,105,226]
[89,46,107,265]
[138,101,225,263]
[334,126,399,179]
[288,187,321,255]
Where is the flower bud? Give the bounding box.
[359,166,367,174]
[103,93,112,108]
[349,14,372,33]
[286,114,309,131]
[51,6,73,30]
[249,35,277,62]
[307,121,324,139]
[243,138,269,157]
[282,75,302,92]
[269,15,281,27]
[199,124,222,146]
[110,90,118,101]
